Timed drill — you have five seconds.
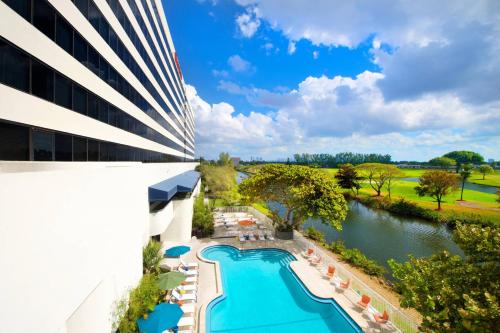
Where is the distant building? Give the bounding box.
[488,158,494,163]
[231,157,241,167]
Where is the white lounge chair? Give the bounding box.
[177,284,197,292]
[177,316,195,328]
[258,233,266,241]
[178,266,198,276]
[239,234,246,242]
[265,233,275,241]
[172,290,196,302]
[180,303,195,314]
[185,275,198,284]
[180,259,198,269]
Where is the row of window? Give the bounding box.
[106,0,185,114]
[72,0,189,138]
[0,38,190,156]
[2,0,194,150]
[0,121,190,162]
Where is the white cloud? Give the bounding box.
[287,41,296,54]
[227,54,254,73]
[312,50,319,59]
[211,69,229,78]
[236,7,261,38]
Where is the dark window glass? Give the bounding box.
[73,137,87,161]
[99,16,109,42]
[109,67,117,89]
[88,139,99,161]
[98,99,108,123]
[4,0,31,21]
[88,46,99,75]
[56,16,72,53]
[0,40,29,92]
[109,29,117,52]
[87,94,99,119]
[33,129,54,161]
[88,2,100,31]
[54,133,72,161]
[33,0,55,40]
[31,60,54,101]
[73,33,87,64]
[0,122,29,160]
[75,0,88,17]
[72,85,87,115]
[99,56,109,81]
[99,141,108,161]
[108,105,117,126]
[54,73,72,109]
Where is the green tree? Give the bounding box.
[415,170,459,210]
[217,152,232,166]
[239,164,348,231]
[389,223,500,332]
[459,164,474,201]
[192,195,214,237]
[477,164,494,180]
[355,163,401,196]
[385,166,405,199]
[443,151,484,172]
[334,164,362,195]
[200,164,239,205]
[142,240,162,274]
[429,156,457,169]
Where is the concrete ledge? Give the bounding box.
[290,261,334,299]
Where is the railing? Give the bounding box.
[295,233,420,333]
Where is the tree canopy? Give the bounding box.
[217,152,232,166]
[239,164,348,231]
[443,151,484,171]
[459,164,474,201]
[389,223,500,332]
[199,164,239,205]
[429,157,457,169]
[334,164,362,195]
[355,163,401,196]
[415,170,459,210]
[477,165,494,180]
[293,152,391,167]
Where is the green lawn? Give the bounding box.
[468,170,500,187]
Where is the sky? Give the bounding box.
[163,0,500,161]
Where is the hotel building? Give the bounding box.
[0,0,199,332]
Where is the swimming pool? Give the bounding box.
[202,245,362,333]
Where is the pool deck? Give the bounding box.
[178,237,401,333]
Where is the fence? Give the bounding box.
[295,233,420,333]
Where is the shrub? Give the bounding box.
[305,227,325,243]
[192,195,214,237]
[142,240,162,275]
[328,239,386,277]
[117,274,163,333]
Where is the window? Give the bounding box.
[88,139,99,161]
[108,105,117,126]
[72,84,87,115]
[73,33,87,64]
[33,0,55,40]
[54,133,72,161]
[87,94,99,119]
[54,73,72,109]
[0,40,29,92]
[73,137,87,161]
[88,2,100,32]
[75,0,88,17]
[32,129,54,161]
[99,56,108,81]
[31,60,54,101]
[56,16,73,54]
[98,99,108,123]
[99,16,109,42]
[88,46,99,75]
[99,141,109,161]
[0,122,29,160]
[109,29,117,53]
[4,0,31,21]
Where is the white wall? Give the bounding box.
[0,161,197,333]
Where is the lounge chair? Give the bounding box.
[258,233,266,241]
[249,234,256,241]
[177,284,197,292]
[172,290,196,302]
[373,310,389,324]
[325,265,336,279]
[265,233,275,241]
[180,303,195,314]
[178,266,198,276]
[340,278,350,289]
[185,276,198,284]
[180,259,198,269]
[310,255,322,266]
[356,294,371,310]
[177,316,195,328]
[239,234,246,242]
[301,248,314,258]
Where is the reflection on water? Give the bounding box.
[303,201,463,279]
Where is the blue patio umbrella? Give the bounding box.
[165,245,190,257]
[136,303,183,333]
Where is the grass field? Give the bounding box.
[468,170,500,187]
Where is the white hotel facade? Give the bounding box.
[0,1,200,332]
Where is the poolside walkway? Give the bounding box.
[173,236,404,333]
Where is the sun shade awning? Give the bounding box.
[148,170,200,203]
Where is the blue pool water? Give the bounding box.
[202,245,362,333]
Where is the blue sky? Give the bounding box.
[163,0,500,161]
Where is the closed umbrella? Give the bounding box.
[165,245,190,257]
[157,272,186,290]
[136,303,183,333]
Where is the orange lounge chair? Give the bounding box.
[302,248,314,258]
[373,310,389,324]
[357,294,371,310]
[340,278,350,289]
[325,265,336,279]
